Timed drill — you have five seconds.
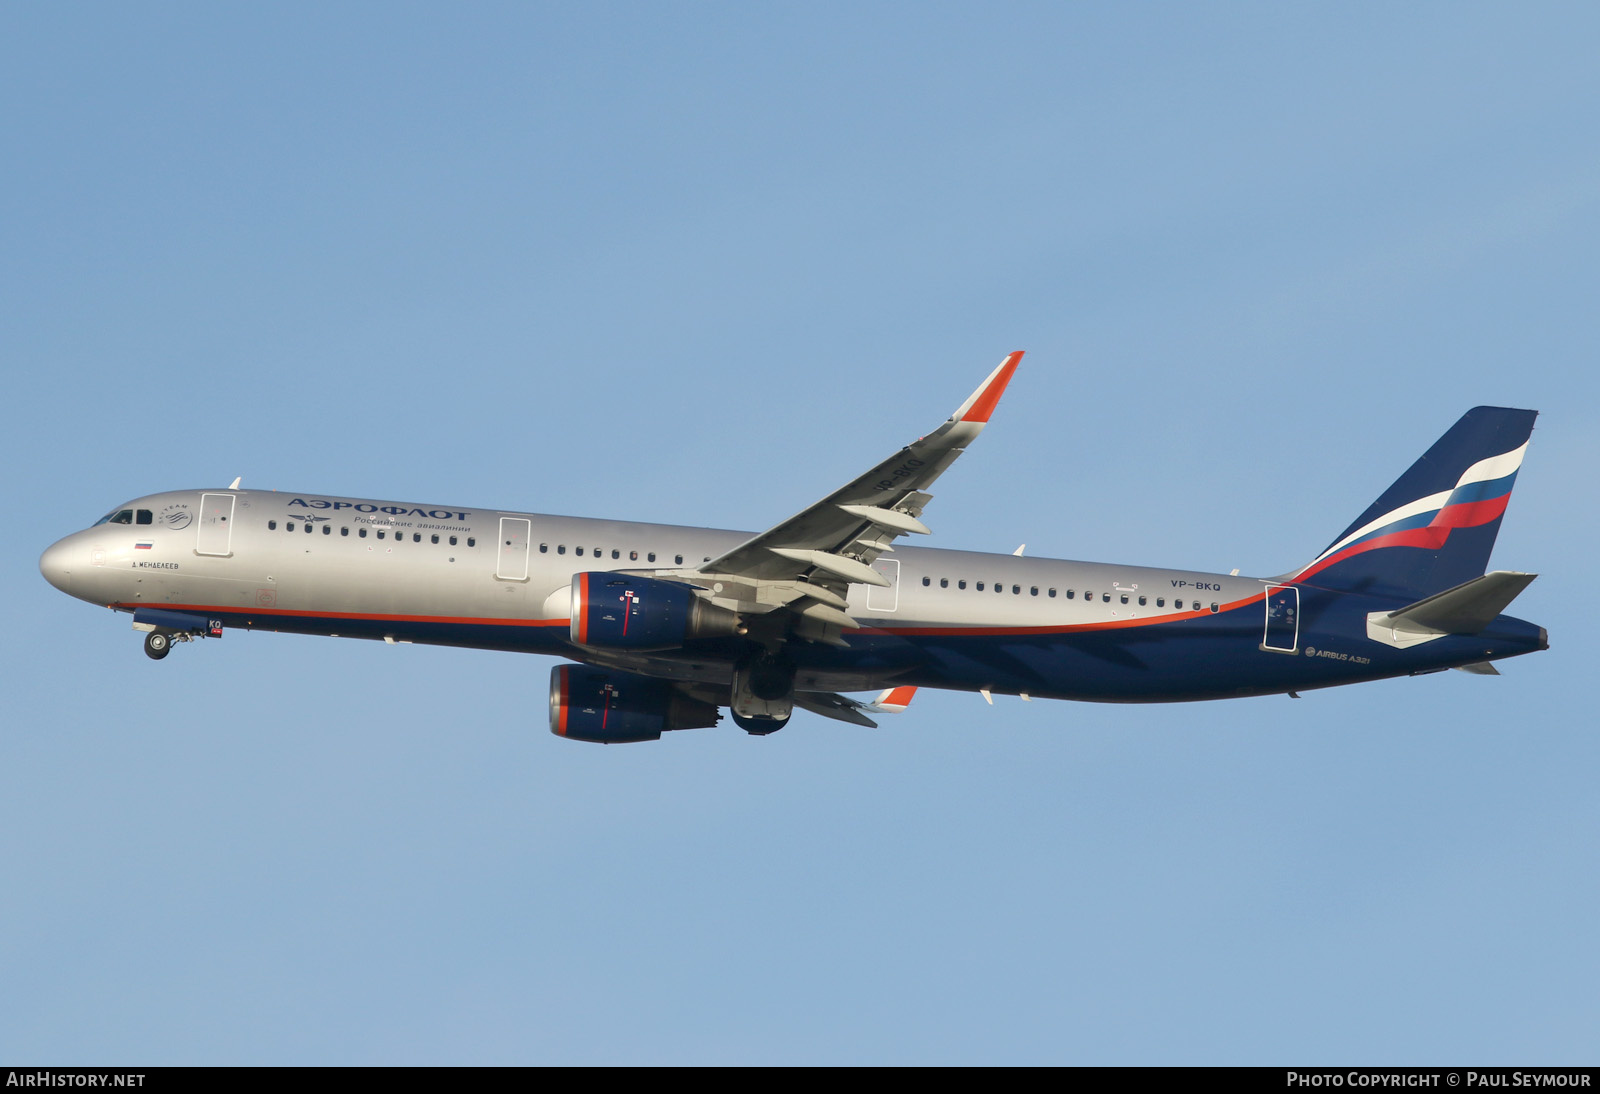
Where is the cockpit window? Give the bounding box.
[96,509,134,525]
[136,510,153,525]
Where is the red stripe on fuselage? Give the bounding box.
[869,592,1265,637]
[122,590,1269,646]
[114,602,568,628]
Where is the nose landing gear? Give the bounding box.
[142,629,210,660]
[133,610,222,661]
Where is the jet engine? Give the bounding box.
[548,664,721,744]
[569,572,741,651]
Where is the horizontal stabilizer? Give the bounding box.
[1454,661,1502,675]
[1367,571,1537,649]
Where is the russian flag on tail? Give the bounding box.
[1290,407,1536,599]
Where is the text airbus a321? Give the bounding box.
[40,352,1547,742]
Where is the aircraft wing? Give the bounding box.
[792,685,921,729]
[697,352,1022,640]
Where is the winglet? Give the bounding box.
[951,351,1023,424]
[867,685,918,714]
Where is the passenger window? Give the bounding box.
[558,545,566,555]
[576,547,584,556]
[1210,603,1219,613]
[976,582,985,591]
[1048,588,1056,598]
[268,520,277,530]
[648,553,656,562]
[322,525,331,535]
[467,538,475,547]
[612,549,620,560]
[1156,597,1164,607]
[450,536,458,546]
[1103,594,1111,603]
[359,528,368,538]
[1030,587,1038,596]
[958,580,967,589]
[136,510,153,525]
[1066,590,1075,599]
[305,523,313,534]
[377,530,385,540]
[922,577,930,586]
[539,544,548,553]
[341,527,349,537]
[410,533,419,543]
[287,522,296,532]
[674,555,682,564]
[1138,596,1146,606]
[630,551,638,561]
[995,584,1003,594]
[1013,585,1021,595]
[1120,595,1128,604]
[940,578,948,588]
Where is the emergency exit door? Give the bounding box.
[196,493,235,556]
[497,517,531,580]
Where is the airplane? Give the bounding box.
[39,352,1547,742]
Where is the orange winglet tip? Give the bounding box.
[958,351,1023,424]
[871,685,918,713]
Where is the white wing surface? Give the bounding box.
[695,352,1022,642]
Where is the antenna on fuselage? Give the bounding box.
[228,477,242,489]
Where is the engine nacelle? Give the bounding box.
[570,572,741,651]
[549,665,720,744]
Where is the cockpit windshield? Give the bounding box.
[93,508,152,526]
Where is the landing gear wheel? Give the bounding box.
[144,631,171,660]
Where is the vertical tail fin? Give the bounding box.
[1288,406,1536,598]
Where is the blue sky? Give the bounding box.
[4,3,1597,1064]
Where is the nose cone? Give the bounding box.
[40,536,74,594]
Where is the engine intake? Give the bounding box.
[549,665,720,744]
